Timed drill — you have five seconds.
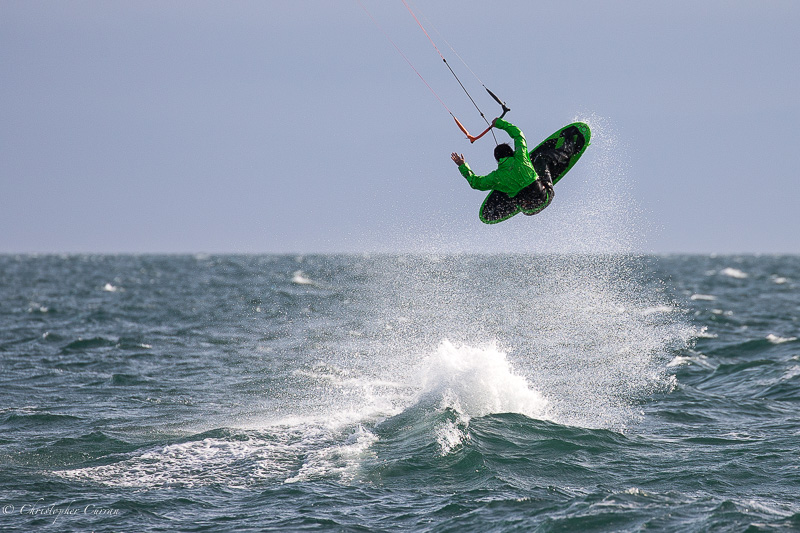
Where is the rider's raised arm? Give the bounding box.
[493,117,528,158]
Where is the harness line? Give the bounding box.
[399,0,499,144]
[357,0,455,119]
[359,0,508,143]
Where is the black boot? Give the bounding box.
[539,166,554,190]
[560,127,580,157]
[538,167,554,201]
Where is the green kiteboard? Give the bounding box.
[478,122,591,224]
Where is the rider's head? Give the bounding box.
[494,143,513,162]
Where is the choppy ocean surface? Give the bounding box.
[1,253,799,532]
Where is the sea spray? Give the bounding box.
[545,112,644,253]
[363,252,690,432]
[512,253,690,430]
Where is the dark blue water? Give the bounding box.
[1,254,798,532]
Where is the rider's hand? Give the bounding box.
[451,152,465,166]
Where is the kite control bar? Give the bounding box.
[453,88,511,143]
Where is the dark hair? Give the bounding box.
[494,143,513,162]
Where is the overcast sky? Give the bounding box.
[2,1,798,254]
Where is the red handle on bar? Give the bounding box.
[453,116,488,143]
[452,100,509,143]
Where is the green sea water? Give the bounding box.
[1,254,799,532]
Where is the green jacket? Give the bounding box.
[458,118,537,197]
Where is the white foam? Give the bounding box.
[667,352,713,369]
[284,423,378,484]
[623,487,650,496]
[56,436,278,489]
[772,276,788,285]
[690,294,717,301]
[720,267,748,279]
[742,498,796,519]
[696,327,719,339]
[767,334,797,344]
[667,356,690,367]
[417,340,548,421]
[28,302,49,313]
[781,366,800,381]
[291,270,314,285]
[102,283,119,292]
[435,417,470,456]
[55,416,381,489]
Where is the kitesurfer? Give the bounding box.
[451,118,578,213]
